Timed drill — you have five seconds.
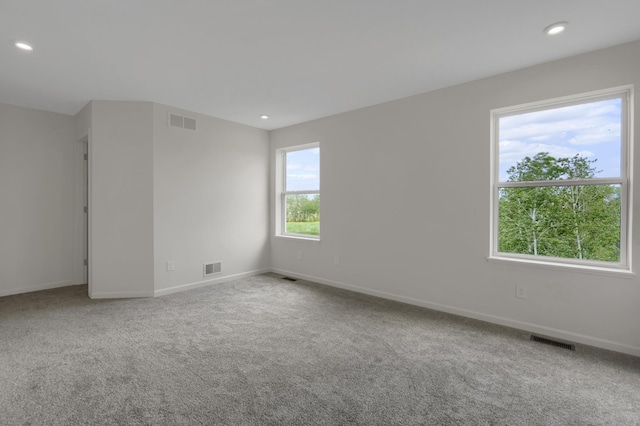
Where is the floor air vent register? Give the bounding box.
[530,335,576,351]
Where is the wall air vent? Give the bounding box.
[183,116,197,131]
[169,112,197,131]
[204,261,222,277]
[530,335,576,351]
[169,113,183,128]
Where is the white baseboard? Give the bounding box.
[89,268,270,299]
[0,281,76,298]
[271,268,640,358]
[89,290,154,299]
[153,268,271,298]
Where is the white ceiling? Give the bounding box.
[1,1,640,131]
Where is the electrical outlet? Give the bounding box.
[334,256,340,266]
[297,250,303,261]
[167,260,175,272]
[516,283,527,299]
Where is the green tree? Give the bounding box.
[286,194,320,223]
[498,153,620,262]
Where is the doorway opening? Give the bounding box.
[75,136,89,294]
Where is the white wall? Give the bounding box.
[78,101,269,298]
[0,103,76,296]
[270,40,640,356]
[89,101,155,297]
[152,104,270,295]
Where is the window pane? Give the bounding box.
[286,148,320,191]
[498,185,621,262]
[285,194,320,236]
[499,98,622,182]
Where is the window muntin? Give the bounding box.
[281,144,320,238]
[491,87,632,270]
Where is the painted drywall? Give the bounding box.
[269,40,640,356]
[0,103,76,296]
[152,104,270,295]
[89,101,155,298]
[74,102,92,142]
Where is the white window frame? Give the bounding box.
[276,142,320,240]
[489,86,634,273]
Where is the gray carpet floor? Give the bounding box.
[1,273,639,425]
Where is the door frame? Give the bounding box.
[74,133,91,294]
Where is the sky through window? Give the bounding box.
[498,98,621,181]
[286,147,320,191]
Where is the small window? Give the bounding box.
[490,86,632,271]
[277,143,320,239]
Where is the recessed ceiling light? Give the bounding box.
[544,21,568,36]
[260,115,269,120]
[14,41,34,51]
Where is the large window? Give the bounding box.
[278,143,320,239]
[490,87,632,271]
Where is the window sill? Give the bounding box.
[487,255,635,278]
[274,234,321,242]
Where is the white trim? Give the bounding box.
[280,142,320,154]
[153,268,270,297]
[86,128,93,296]
[0,281,77,298]
[491,85,633,117]
[497,178,623,188]
[284,190,321,195]
[623,87,634,273]
[89,290,154,299]
[82,268,270,299]
[271,268,640,357]
[73,135,89,286]
[277,142,321,240]
[489,85,633,271]
[280,226,321,240]
[487,256,636,278]
[274,235,321,242]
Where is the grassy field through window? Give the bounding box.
[286,221,319,236]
